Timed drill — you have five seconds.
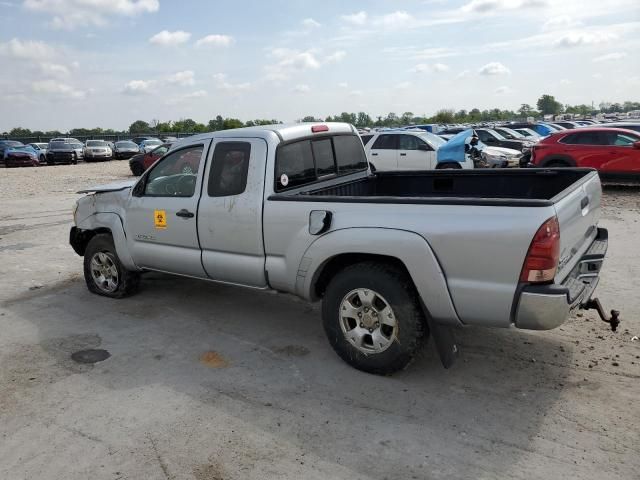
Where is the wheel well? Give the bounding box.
[540,156,574,167]
[72,227,112,256]
[436,162,462,169]
[313,253,411,300]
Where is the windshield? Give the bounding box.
[3,141,23,147]
[116,141,137,148]
[146,140,162,145]
[9,146,32,152]
[418,131,446,149]
[486,129,507,140]
[497,128,524,139]
[86,140,108,147]
[50,142,71,150]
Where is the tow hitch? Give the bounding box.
[583,298,620,332]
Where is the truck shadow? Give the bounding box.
[5,273,574,479]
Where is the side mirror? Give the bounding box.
[633,141,640,150]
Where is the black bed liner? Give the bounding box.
[268,168,596,207]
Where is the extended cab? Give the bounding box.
[70,123,615,374]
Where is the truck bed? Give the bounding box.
[270,169,596,207]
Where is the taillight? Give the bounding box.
[520,216,560,283]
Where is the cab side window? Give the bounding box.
[144,145,203,197]
[208,142,251,197]
[371,134,397,150]
[399,135,426,150]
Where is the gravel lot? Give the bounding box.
[1,162,639,480]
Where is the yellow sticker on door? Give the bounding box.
[154,210,167,229]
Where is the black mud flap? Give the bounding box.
[421,302,459,368]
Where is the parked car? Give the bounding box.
[0,140,24,158]
[475,128,535,152]
[84,140,113,162]
[599,122,640,133]
[28,143,49,162]
[139,138,163,153]
[129,143,171,176]
[113,140,140,160]
[530,127,640,182]
[363,130,455,171]
[46,138,83,164]
[69,122,613,374]
[553,121,583,129]
[131,136,153,145]
[514,128,544,140]
[4,145,40,167]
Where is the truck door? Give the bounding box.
[198,138,268,287]
[368,134,398,170]
[398,134,435,170]
[125,142,210,278]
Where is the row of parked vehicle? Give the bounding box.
[0,136,177,168]
[356,119,640,180]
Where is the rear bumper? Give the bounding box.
[514,227,608,330]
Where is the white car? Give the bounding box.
[83,140,113,162]
[28,143,49,162]
[482,146,522,168]
[360,130,473,171]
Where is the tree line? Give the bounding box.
[4,95,639,138]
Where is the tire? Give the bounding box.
[83,234,140,298]
[131,162,144,176]
[322,262,428,375]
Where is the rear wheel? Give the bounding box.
[83,234,140,298]
[131,162,144,176]
[322,262,428,375]
[72,152,78,164]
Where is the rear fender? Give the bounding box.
[76,212,137,270]
[299,228,461,326]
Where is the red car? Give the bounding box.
[129,144,171,176]
[530,128,640,181]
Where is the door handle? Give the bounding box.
[580,197,589,209]
[176,209,194,218]
[400,153,407,156]
[371,152,378,156]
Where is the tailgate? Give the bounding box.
[553,171,601,283]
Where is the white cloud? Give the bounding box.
[325,50,346,63]
[149,30,191,46]
[494,85,513,94]
[0,38,55,60]
[395,81,412,90]
[165,90,208,105]
[212,73,251,92]
[412,62,449,73]
[592,73,603,79]
[294,84,310,93]
[167,70,195,86]
[461,0,547,13]
[559,78,572,85]
[341,11,367,25]
[373,11,415,29]
[122,79,155,95]
[554,30,618,48]
[301,18,321,29]
[271,48,321,70]
[24,0,159,30]
[31,80,85,99]
[338,82,349,88]
[195,34,234,48]
[542,15,582,31]
[349,90,363,97]
[593,52,627,62]
[39,62,70,77]
[456,69,471,78]
[478,62,511,75]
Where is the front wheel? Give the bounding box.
[131,162,144,176]
[322,262,428,375]
[83,234,140,298]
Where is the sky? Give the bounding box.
[0,0,639,131]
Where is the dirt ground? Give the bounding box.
[1,162,639,480]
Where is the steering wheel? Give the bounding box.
[176,175,196,195]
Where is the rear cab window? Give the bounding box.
[275,134,367,192]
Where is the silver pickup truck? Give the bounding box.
[70,123,617,374]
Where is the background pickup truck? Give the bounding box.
[70,123,613,374]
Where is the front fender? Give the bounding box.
[299,228,461,326]
[76,212,137,270]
